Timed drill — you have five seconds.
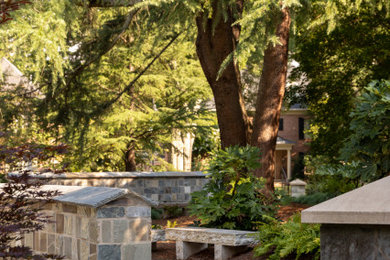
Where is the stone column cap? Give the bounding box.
[290,179,307,185]
[302,176,390,225]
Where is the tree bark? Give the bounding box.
[195,0,251,148]
[125,144,137,171]
[251,8,291,191]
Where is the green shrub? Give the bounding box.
[151,207,163,220]
[163,206,184,218]
[254,214,320,260]
[292,192,333,206]
[304,155,359,198]
[340,80,390,182]
[188,146,276,231]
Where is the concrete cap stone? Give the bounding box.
[290,179,307,186]
[30,171,208,179]
[39,185,157,208]
[302,176,390,225]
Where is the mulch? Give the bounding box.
[152,203,309,260]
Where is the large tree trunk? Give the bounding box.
[251,8,291,191]
[195,1,251,148]
[125,144,137,171]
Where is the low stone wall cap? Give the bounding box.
[29,171,208,179]
[39,185,157,207]
[302,176,390,225]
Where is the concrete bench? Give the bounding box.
[165,227,257,260]
[151,229,166,250]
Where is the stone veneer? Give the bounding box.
[22,185,156,260]
[35,172,209,206]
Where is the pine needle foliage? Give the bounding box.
[0,0,213,171]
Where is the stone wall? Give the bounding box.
[37,172,209,206]
[321,224,390,260]
[21,186,153,260]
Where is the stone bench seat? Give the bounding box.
[165,227,257,260]
[151,229,166,251]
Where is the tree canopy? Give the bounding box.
[0,0,213,171]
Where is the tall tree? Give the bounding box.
[1,0,301,190]
[0,1,213,171]
[195,0,297,190]
[195,0,250,148]
[251,7,291,190]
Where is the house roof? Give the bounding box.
[277,136,295,145]
[1,58,26,88]
[289,103,307,110]
[1,57,35,93]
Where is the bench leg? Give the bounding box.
[214,244,248,260]
[176,240,208,260]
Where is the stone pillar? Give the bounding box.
[290,179,306,197]
[302,176,390,260]
[176,240,207,260]
[320,224,390,260]
[287,149,292,180]
[214,244,247,260]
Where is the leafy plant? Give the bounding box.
[151,224,162,230]
[302,80,390,197]
[340,80,390,182]
[163,206,184,218]
[188,146,276,231]
[0,141,66,258]
[167,220,178,228]
[302,155,360,198]
[292,192,333,206]
[254,214,320,260]
[0,171,62,259]
[151,207,163,220]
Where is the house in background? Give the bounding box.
[275,103,310,182]
[170,130,194,172]
[1,57,28,89]
[166,103,311,180]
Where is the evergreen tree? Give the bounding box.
[0,1,213,171]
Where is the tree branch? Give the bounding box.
[69,9,138,82]
[95,32,182,114]
[88,0,142,7]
